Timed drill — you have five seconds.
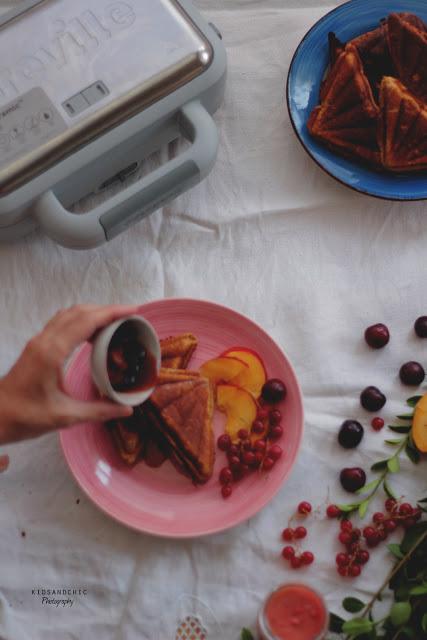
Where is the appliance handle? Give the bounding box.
[33,101,218,249]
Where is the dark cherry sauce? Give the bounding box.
[107,321,157,393]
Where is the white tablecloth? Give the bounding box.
[1,1,427,638]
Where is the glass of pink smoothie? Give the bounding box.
[258,583,329,640]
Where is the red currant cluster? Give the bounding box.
[362,499,422,548]
[331,499,422,578]
[280,502,315,569]
[335,521,369,577]
[217,406,284,499]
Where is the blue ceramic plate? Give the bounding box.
[287,0,427,200]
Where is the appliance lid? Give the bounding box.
[0,0,213,195]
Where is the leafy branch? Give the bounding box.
[337,398,422,520]
[330,518,427,639]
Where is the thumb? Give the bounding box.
[63,399,133,426]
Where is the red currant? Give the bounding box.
[242,441,252,451]
[219,468,233,485]
[238,429,249,440]
[221,485,232,499]
[336,553,350,567]
[217,434,232,451]
[373,512,385,523]
[269,425,284,440]
[282,546,295,560]
[254,439,267,452]
[254,452,264,466]
[290,556,302,569]
[363,526,376,540]
[350,565,361,577]
[351,528,361,541]
[366,534,380,548]
[298,501,312,515]
[399,503,413,516]
[282,528,294,541]
[227,445,239,458]
[326,505,341,518]
[262,456,275,471]
[242,451,256,466]
[341,520,353,532]
[339,532,351,545]
[378,529,387,541]
[294,526,307,539]
[301,551,314,565]
[356,550,370,565]
[384,519,397,533]
[252,420,265,435]
[269,409,282,426]
[257,408,269,420]
[268,445,283,461]
[229,456,241,470]
[338,566,349,577]
[385,498,397,512]
[371,417,384,431]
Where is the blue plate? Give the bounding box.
[287,0,427,200]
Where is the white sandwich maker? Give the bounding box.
[0,0,226,249]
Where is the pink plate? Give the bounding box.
[60,299,304,538]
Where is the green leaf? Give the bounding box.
[337,503,360,513]
[240,629,254,640]
[418,497,427,504]
[390,602,411,627]
[388,543,404,560]
[371,459,389,471]
[356,478,380,495]
[387,457,400,473]
[342,618,374,636]
[396,414,414,421]
[359,500,369,519]
[401,522,427,553]
[422,613,427,633]
[384,478,397,499]
[409,583,427,595]
[385,438,404,446]
[329,612,344,633]
[388,425,411,434]
[401,625,416,638]
[342,597,365,613]
[407,395,422,408]
[405,443,421,465]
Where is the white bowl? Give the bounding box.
[91,315,161,406]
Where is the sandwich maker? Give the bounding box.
[0,0,226,249]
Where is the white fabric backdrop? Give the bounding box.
[1,1,427,638]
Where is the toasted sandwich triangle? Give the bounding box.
[379,76,427,171]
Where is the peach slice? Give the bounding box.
[199,356,248,386]
[216,384,258,442]
[412,393,427,453]
[222,347,267,399]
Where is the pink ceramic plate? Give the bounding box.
[60,299,304,538]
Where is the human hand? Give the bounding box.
[0,304,139,446]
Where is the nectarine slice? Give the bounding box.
[222,347,267,399]
[199,356,248,386]
[216,384,258,442]
[412,393,427,453]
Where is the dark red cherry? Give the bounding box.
[261,379,286,404]
[340,467,366,493]
[414,316,427,338]
[364,323,390,349]
[338,420,364,449]
[399,361,425,386]
[360,386,386,412]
